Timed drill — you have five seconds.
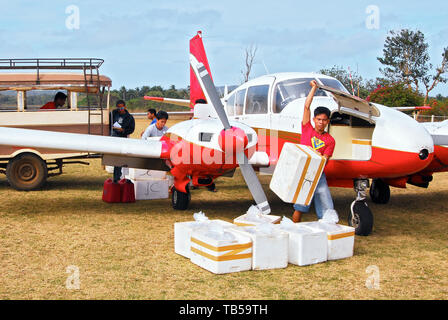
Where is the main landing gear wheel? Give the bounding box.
[6,153,48,191]
[370,179,390,204]
[348,200,374,236]
[171,186,191,210]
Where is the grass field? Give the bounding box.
[0,118,447,300]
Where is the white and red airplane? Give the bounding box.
[0,32,447,236]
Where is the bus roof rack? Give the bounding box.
[0,58,104,70]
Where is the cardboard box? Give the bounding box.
[352,139,372,160]
[276,223,327,266]
[269,143,326,206]
[301,222,355,260]
[190,227,252,274]
[231,225,288,270]
[131,178,169,200]
[128,168,167,180]
[174,219,234,258]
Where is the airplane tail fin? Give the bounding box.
[189,31,213,108]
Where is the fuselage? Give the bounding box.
[164,72,435,188]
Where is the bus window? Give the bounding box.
[245,85,269,114]
[0,90,19,112]
[226,92,235,116]
[235,89,246,115]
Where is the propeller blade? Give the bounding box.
[237,152,271,215]
[189,54,231,130]
[190,53,271,215]
[432,135,448,146]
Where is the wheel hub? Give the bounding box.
[17,162,36,181]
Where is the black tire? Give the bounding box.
[370,179,390,204]
[172,186,190,210]
[348,200,374,236]
[6,153,48,191]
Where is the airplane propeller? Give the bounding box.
[190,54,271,215]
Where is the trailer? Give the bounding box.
[0,58,112,190]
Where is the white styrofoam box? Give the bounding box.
[105,165,114,173]
[128,168,167,180]
[190,227,252,274]
[233,214,281,226]
[301,222,355,260]
[120,167,129,179]
[269,143,326,206]
[132,178,169,200]
[276,223,327,266]
[352,139,372,160]
[174,219,234,258]
[231,225,288,270]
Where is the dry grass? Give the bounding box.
[0,117,447,300]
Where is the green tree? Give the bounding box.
[366,82,424,108]
[377,29,448,105]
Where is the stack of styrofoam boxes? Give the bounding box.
[126,168,170,200]
[276,221,327,266]
[300,222,355,260]
[230,224,289,270]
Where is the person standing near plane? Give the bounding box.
[140,108,157,137]
[141,110,169,139]
[293,80,336,222]
[111,100,135,182]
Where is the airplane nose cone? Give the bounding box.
[218,127,248,154]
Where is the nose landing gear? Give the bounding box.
[348,179,374,236]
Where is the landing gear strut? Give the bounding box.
[369,179,390,204]
[348,179,374,236]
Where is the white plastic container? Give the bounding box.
[301,222,355,260]
[270,143,326,206]
[132,178,169,200]
[233,214,281,226]
[105,165,114,173]
[277,223,327,266]
[174,219,234,258]
[231,225,288,270]
[128,168,167,180]
[352,139,372,160]
[190,226,252,274]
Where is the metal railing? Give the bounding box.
[414,114,448,122]
[0,58,104,70]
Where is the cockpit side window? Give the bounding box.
[245,85,269,114]
[273,78,326,113]
[318,78,350,94]
[225,92,235,116]
[235,89,246,115]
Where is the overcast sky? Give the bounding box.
[1,0,447,94]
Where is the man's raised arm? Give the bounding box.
[302,80,318,125]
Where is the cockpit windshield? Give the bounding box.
[274,77,350,113]
[274,78,326,113]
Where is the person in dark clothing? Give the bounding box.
[111,100,135,182]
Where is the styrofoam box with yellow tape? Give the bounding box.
[190,228,253,274]
[128,168,167,180]
[131,178,169,200]
[269,143,326,206]
[230,225,288,270]
[174,220,234,258]
[276,223,327,266]
[352,139,372,161]
[301,222,355,260]
[233,214,281,226]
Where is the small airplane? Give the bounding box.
[0,31,447,237]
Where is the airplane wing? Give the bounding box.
[393,106,432,111]
[0,127,169,159]
[143,96,190,108]
[318,84,380,118]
